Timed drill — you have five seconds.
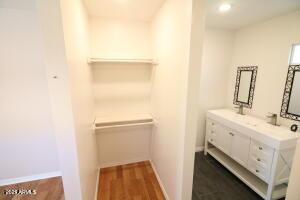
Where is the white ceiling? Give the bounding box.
[83,0,300,27]
[206,0,300,29]
[83,0,165,21]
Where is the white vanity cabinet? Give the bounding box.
[204,109,299,200]
[206,119,251,166]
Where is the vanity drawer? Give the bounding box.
[250,140,274,159]
[248,153,272,171]
[248,159,270,182]
[206,119,218,136]
[207,129,217,141]
[208,136,217,146]
[206,119,218,146]
[207,119,218,131]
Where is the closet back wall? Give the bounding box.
[90,18,152,116]
[92,63,152,116]
[90,18,153,167]
[90,19,151,60]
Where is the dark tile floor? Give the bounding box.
[192,152,285,200]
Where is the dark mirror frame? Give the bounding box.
[280,65,300,121]
[233,66,258,109]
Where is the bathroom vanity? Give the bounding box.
[204,109,299,200]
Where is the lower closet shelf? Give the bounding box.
[94,114,154,132]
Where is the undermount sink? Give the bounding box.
[245,121,258,127]
[233,114,260,127]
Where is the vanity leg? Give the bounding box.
[266,150,280,200]
[204,139,208,155]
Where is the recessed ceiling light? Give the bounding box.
[219,3,231,12]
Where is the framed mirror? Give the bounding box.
[280,65,300,121]
[233,66,258,108]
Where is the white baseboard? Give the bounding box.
[150,160,169,200]
[0,171,62,186]
[94,168,100,200]
[195,146,204,152]
[99,157,149,169]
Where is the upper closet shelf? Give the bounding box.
[94,114,154,132]
[87,58,158,65]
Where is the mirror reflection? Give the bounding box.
[238,71,253,103]
[288,71,300,116]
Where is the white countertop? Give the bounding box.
[207,109,299,149]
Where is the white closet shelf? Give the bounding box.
[87,58,158,65]
[94,114,154,131]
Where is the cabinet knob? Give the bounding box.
[210,139,213,142]
[259,147,263,150]
[256,169,259,173]
[212,123,215,126]
[257,158,261,162]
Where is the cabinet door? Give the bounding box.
[231,132,250,167]
[216,126,232,155]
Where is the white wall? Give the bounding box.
[150,0,204,199]
[96,126,152,167]
[92,63,152,117]
[222,10,300,200]
[180,0,205,199]
[227,10,300,127]
[92,62,153,167]
[196,28,235,148]
[90,17,153,167]
[36,0,83,199]
[59,0,99,199]
[90,18,151,59]
[0,0,59,180]
[90,18,153,117]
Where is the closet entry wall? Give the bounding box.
[89,18,155,167]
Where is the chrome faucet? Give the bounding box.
[267,113,280,126]
[235,105,245,115]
